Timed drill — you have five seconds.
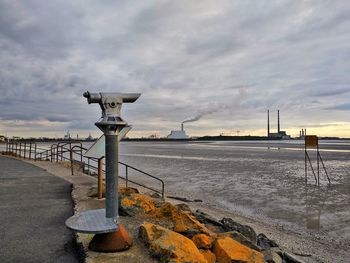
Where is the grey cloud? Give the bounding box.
[0,0,350,137]
[327,103,350,111]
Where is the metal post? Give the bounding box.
[29,143,32,160]
[34,144,37,161]
[56,146,59,162]
[19,143,22,158]
[305,142,307,184]
[125,166,128,189]
[24,142,26,159]
[98,158,103,199]
[70,149,74,176]
[317,144,320,186]
[105,132,118,221]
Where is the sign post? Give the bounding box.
[304,135,330,186]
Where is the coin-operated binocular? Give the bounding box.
[83,91,140,133]
[66,91,140,253]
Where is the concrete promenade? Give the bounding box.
[0,155,81,263]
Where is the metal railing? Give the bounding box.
[4,141,165,198]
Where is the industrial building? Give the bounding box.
[267,110,290,139]
[167,123,189,139]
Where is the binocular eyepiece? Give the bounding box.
[83,91,140,104]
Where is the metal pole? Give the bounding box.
[98,158,103,199]
[34,144,37,161]
[105,132,118,221]
[19,143,22,158]
[125,166,128,189]
[317,144,320,186]
[305,142,307,184]
[70,149,74,176]
[24,142,26,159]
[56,146,59,162]
[29,143,32,160]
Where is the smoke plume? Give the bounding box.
[182,87,247,124]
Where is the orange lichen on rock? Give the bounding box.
[120,193,157,216]
[139,222,207,263]
[199,249,216,263]
[191,234,214,249]
[213,237,264,263]
[158,203,211,236]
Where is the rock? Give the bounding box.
[175,203,192,214]
[263,250,283,263]
[257,233,278,250]
[159,202,212,237]
[139,222,207,263]
[119,187,139,196]
[213,237,264,263]
[191,234,214,249]
[216,231,262,252]
[150,192,162,198]
[167,195,192,202]
[220,217,257,244]
[119,193,157,217]
[199,249,216,263]
[194,209,223,227]
[271,248,306,263]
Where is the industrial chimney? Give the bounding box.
[267,110,270,137]
[277,110,280,133]
[181,123,184,132]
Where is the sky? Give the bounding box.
[0,0,350,138]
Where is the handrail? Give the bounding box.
[16,142,166,198]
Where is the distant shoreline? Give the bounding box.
[3,135,349,143]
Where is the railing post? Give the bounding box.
[98,158,103,199]
[24,142,26,159]
[125,166,128,189]
[87,158,90,174]
[29,143,32,160]
[56,146,59,162]
[61,145,63,161]
[70,149,74,175]
[317,144,320,187]
[34,144,37,161]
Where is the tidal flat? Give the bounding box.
[118,140,350,247]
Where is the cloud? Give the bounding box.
[0,0,350,137]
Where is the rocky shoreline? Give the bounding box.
[118,189,307,263]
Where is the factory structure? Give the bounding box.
[167,109,291,140]
[267,110,291,139]
[167,123,189,139]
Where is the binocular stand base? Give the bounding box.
[89,224,133,252]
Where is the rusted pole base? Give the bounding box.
[88,224,133,252]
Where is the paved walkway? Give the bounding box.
[0,156,81,263]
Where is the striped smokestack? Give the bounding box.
[277,110,280,133]
[267,110,270,137]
